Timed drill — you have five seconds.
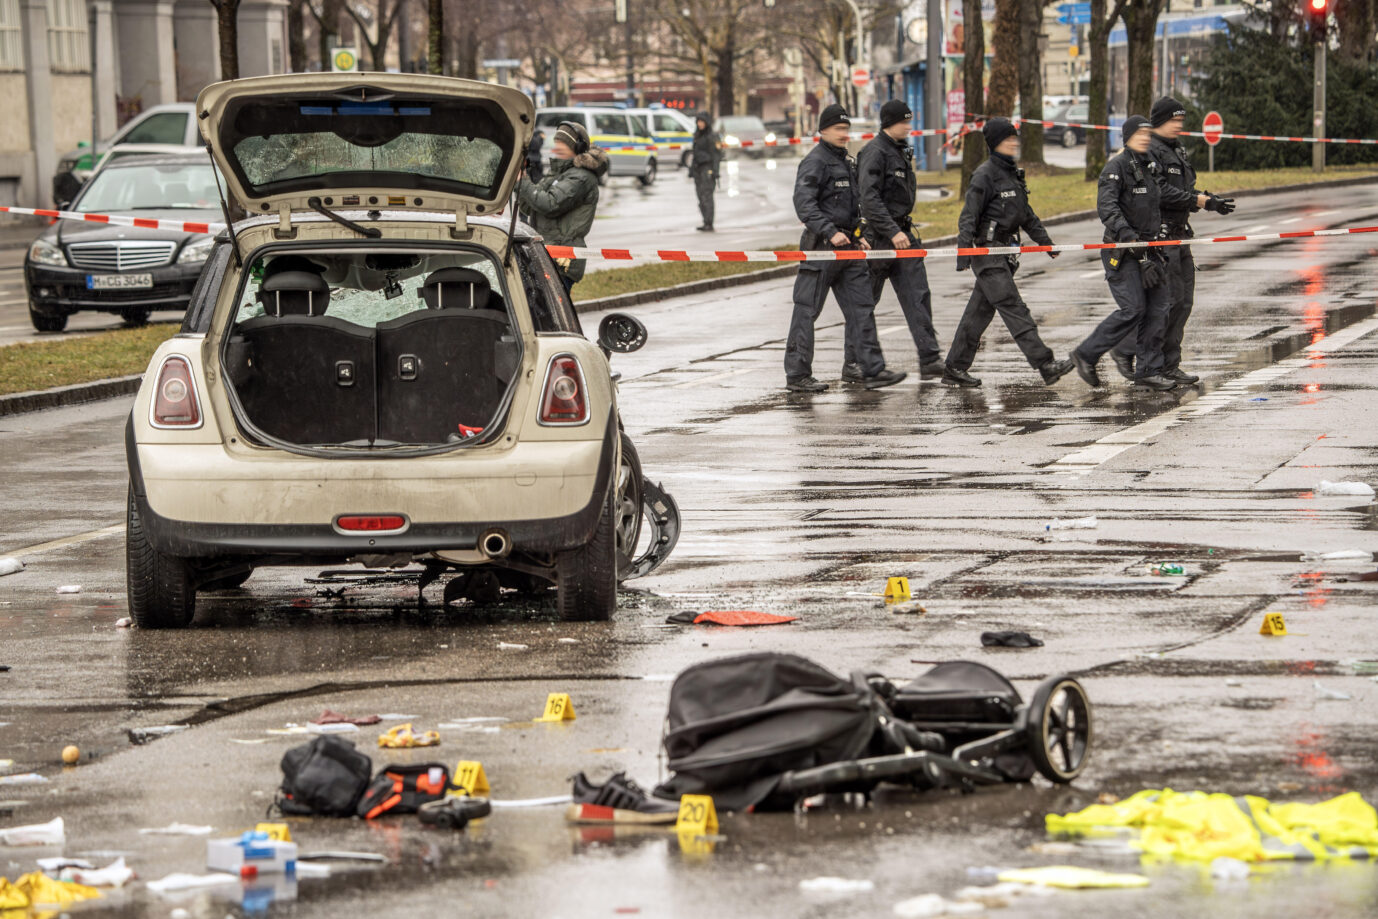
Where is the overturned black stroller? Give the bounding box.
[653,653,1093,811]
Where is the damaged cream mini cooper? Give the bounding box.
[124,74,678,628]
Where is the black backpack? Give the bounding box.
[357,763,452,819]
[276,735,373,817]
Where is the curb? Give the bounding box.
[0,374,141,417]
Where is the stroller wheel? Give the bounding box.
[1024,676,1093,783]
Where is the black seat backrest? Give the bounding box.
[235,316,376,444]
[376,310,511,444]
[256,270,332,317]
[418,267,490,310]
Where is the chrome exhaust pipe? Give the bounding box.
[478,528,512,560]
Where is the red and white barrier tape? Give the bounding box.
[607,128,952,153]
[965,114,1378,146]
[0,204,218,235]
[548,224,1378,262]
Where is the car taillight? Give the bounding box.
[335,515,407,533]
[539,354,589,425]
[150,355,201,427]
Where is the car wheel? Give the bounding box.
[639,159,657,186]
[1061,128,1077,148]
[555,480,618,622]
[121,307,151,326]
[202,567,252,591]
[615,432,644,579]
[28,303,67,333]
[126,487,197,628]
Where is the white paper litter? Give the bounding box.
[1210,857,1251,880]
[954,882,1055,902]
[1316,480,1375,497]
[0,816,64,846]
[1313,680,1353,701]
[61,857,134,888]
[437,724,500,734]
[115,617,133,628]
[488,795,572,809]
[1300,549,1373,563]
[557,637,580,644]
[1045,516,1098,531]
[38,856,93,872]
[0,557,23,576]
[377,714,419,721]
[892,893,985,917]
[146,872,239,895]
[800,876,875,894]
[497,642,529,651]
[294,861,331,879]
[307,722,359,734]
[439,716,506,724]
[55,585,81,594]
[0,773,47,786]
[139,823,213,836]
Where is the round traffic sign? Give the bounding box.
[332,48,358,72]
[1202,110,1223,146]
[851,67,870,88]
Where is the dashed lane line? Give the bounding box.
[1050,315,1378,474]
[6,523,125,557]
[671,367,757,388]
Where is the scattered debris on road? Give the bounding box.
[0,558,22,577]
[1316,480,1374,497]
[378,724,440,748]
[1045,516,1098,531]
[128,725,188,744]
[981,630,1045,648]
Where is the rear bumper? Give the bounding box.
[126,413,616,559]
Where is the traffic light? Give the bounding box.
[1306,0,1328,39]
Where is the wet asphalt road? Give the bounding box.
[2,181,1378,917]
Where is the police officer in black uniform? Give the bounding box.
[1071,116,1175,391]
[842,99,945,383]
[690,112,722,232]
[943,117,1072,387]
[1109,96,1235,383]
[784,104,906,392]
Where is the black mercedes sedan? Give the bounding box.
[25,153,222,331]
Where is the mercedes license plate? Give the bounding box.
[87,273,153,290]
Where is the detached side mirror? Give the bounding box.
[597,312,647,353]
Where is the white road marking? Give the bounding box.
[1051,315,1378,474]
[1077,270,1103,279]
[1244,224,1271,233]
[672,367,756,388]
[1313,209,1340,217]
[879,324,909,336]
[6,523,125,557]
[1279,217,1303,225]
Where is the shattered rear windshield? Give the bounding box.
[223,97,514,199]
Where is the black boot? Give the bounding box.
[1040,358,1074,385]
[1111,351,1135,381]
[1164,367,1199,384]
[863,369,908,390]
[1071,351,1102,388]
[786,376,828,393]
[1132,374,1177,391]
[941,366,982,388]
[919,359,948,380]
[841,362,865,383]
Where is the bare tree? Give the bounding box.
[288,0,308,71]
[1085,0,1128,180]
[987,0,1020,116]
[1017,0,1047,166]
[960,0,986,193]
[1120,0,1168,117]
[428,0,443,74]
[343,0,406,70]
[208,0,242,80]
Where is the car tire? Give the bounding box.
[28,303,67,333]
[639,159,657,186]
[1061,128,1077,148]
[121,307,151,326]
[555,480,618,622]
[126,487,197,628]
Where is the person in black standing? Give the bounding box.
[526,129,545,182]
[784,104,906,393]
[943,117,1072,387]
[690,112,722,232]
[1070,115,1175,391]
[844,99,945,383]
[1108,96,1235,384]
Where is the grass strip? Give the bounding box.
[0,324,176,396]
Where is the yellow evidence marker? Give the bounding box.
[675,794,719,835]
[1259,613,1288,636]
[451,760,491,797]
[535,692,576,722]
[255,823,292,842]
[883,577,912,603]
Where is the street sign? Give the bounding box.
[1057,12,1092,24]
[331,47,357,72]
[1056,2,1090,12]
[482,59,521,69]
[1203,110,1223,146]
[851,66,871,88]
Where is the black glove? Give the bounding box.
[1140,257,1167,289]
[956,255,971,272]
[1204,193,1236,215]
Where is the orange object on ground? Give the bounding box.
[693,611,798,627]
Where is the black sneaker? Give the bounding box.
[566,772,680,824]
[419,795,492,829]
[1071,350,1102,388]
[863,369,908,390]
[1039,358,1074,385]
[841,362,865,383]
[695,225,714,232]
[1133,374,1178,391]
[919,359,948,380]
[1111,351,1135,381]
[941,367,981,388]
[1164,367,1200,384]
[786,376,828,393]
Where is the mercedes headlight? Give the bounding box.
[28,239,66,267]
[765,132,777,143]
[724,134,740,146]
[177,236,216,264]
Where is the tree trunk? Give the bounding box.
[287,0,306,72]
[960,0,987,194]
[427,0,443,74]
[213,0,241,80]
[716,29,736,116]
[318,0,341,70]
[397,0,412,72]
[1085,0,1113,180]
[1121,0,1163,117]
[456,27,479,79]
[1335,0,1376,62]
[987,0,1020,116]
[1017,0,1045,166]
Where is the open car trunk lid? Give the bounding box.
[196,74,533,218]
